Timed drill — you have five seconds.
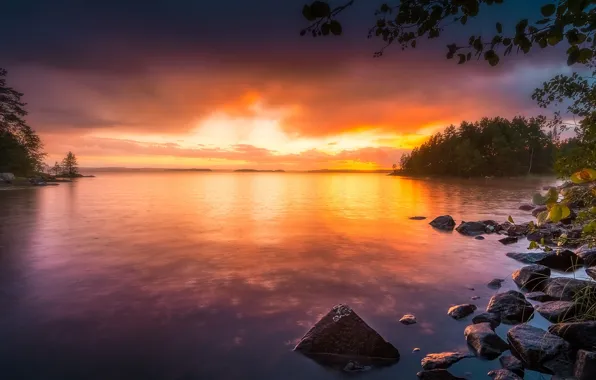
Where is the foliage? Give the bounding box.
[51,162,62,176]
[398,116,558,177]
[0,68,45,176]
[61,152,79,177]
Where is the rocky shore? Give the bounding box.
[1,172,94,188]
[293,180,596,379]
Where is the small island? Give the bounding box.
[165,168,212,172]
[234,169,285,172]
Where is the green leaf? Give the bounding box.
[579,48,594,63]
[302,5,316,21]
[503,38,512,46]
[548,204,564,223]
[310,1,331,18]
[329,20,342,35]
[567,45,581,65]
[457,54,466,64]
[537,210,549,226]
[528,241,540,250]
[541,4,556,17]
[461,15,468,25]
[496,22,502,33]
[571,168,596,183]
[508,215,515,223]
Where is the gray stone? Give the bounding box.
[416,369,466,380]
[456,221,488,236]
[430,215,456,231]
[576,245,596,267]
[488,278,505,289]
[486,291,535,324]
[500,355,524,377]
[549,322,596,350]
[499,236,519,245]
[447,304,477,320]
[464,323,509,359]
[543,277,596,301]
[294,304,400,360]
[421,352,473,370]
[475,236,485,240]
[574,349,596,380]
[0,172,15,182]
[472,312,501,329]
[506,251,583,272]
[399,314,417,325]
[519,204,535,211]
[507,324,573,376]
[526,291,557,302]
[535,301,577,323]
[410,216,427,220]
[488,369,523,380]
[511,264,551,291]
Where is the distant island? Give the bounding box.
[307,169,391,174]
[165,168,212,172]
[234,169,285,173]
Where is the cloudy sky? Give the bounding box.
[1,0,571,169]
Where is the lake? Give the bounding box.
[0,172,577,379]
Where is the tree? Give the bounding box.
[51,161,62,176]
[61,152,79,177]
[0,68,45,175]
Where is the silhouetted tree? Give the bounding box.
[51,161,62,176]
[61,152,78,177]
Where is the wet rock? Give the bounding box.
[511,264,551,291]
[519,204,535,211]
[506,251,583,272]
[417,369,466,380]
[482,220,500,231]
[447,304,477,320]
[574,349,596,380]
[499,355,524,377]
[526,291,557,302]
[475,236,485,240]
[488,279,505,289]
[456,221,489,236]
[400,314,417,325]
[343,361,372,372]
[526,226,563,245]
[587,268,596,280]
[499,236,519,245]
[543,277,596,301]
[472,312,501,329]
[548,322,596,350]
[488,369,523,380]
[294,304,400,360]
[507,324,573,376]
[503,222,530,237]
[421,352,473,370]
[532,205,548,217]
[486,291,535,324]
[430,216,456,231]
[536,301,578,323]
[576,245,596,267]
[464,323,509,359]
[413,348,421,352]
[471,296,481,300]
[410,216,427,220]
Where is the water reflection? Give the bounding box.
[0,173,559,379]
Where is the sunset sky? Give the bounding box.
[1,0,570,170]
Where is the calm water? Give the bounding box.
[0,173,569,379]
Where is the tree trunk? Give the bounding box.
[528,147,534,175]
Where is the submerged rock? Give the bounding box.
[447,304,477,320]
[488,369,523,380]
[506,251,583,272]
[421,352,473,370]
[472,312,501,329]
[464,323,509,359]
[293,304,400,360]
[399,314,417,325]
[499,355,524,377]
[486,291,534,324]
[576,245,596,267]
[548,322,596,350]
[417,369,466,380]
[526,291,557,302]
[507,324,573,376]
[519,204,535,211]
[430,215,456,231]
[543,277,596,301]
[499,236,518,245]
[488,279,505,289]
[410,216,427,220]
[535,301,577,323]
[574,349,596,380]
[456,221,489,236]
[511,264,551,291]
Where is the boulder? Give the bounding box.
[464,323,509,359]
[343,361,371,372]
[503,222,530,237]
[447,304,477,320]
[472,312,501,329]
[576,245,596,267]
[475,236,485,240]
[410,216,427,220]
[535,301,578,323]
[548,322,596,350]
[506,251,583,272]
[532,205,548,217]
[488,279,505,289]
[587,268,596,280]
[487,369,523,380]
[499,355,524,377]
[507,324,573,376]
[486,291,535,324]
[416,369,466,380]
[456,221,488,236]
[421,352,473,370]
[499,236,519,245]
[0,172,15,182]
[511,264,551,291]
[574,349,596,380]
[519,204,535,211]
[526,291,557,302]
[543,277,596,301]
[430,216,456,231]
[399,314,417,325]
[526,226,563,245]
[293,304,400,360]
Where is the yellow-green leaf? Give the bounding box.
[528,241,540,250]
[536,210,549,226]
[508,215,515,223]
[571,168,596,183]
[548,204,563,223]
